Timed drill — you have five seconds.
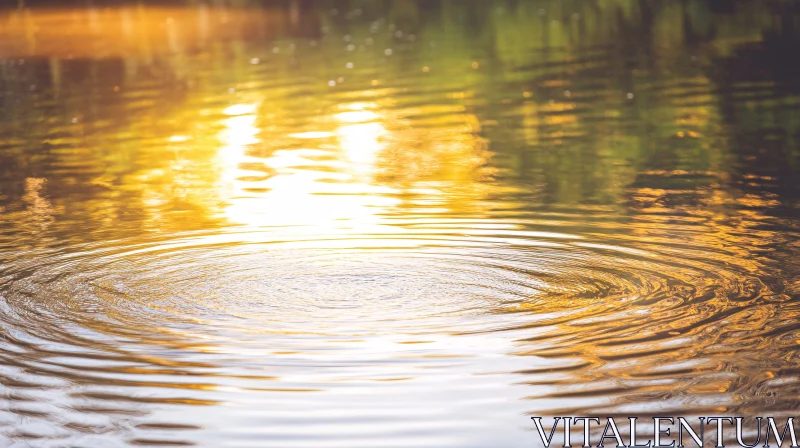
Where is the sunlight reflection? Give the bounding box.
[217,101,399,234]
[335,104,385,170]
[216,103,261,210]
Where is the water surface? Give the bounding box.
[1,1,799,446]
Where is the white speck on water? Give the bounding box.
[346,62,354,69]
[347,44,355,51]
[564,90,571,97]
[71,117,78,124]
[228,87,236,93]
[627,92,635,99]
[250,58,260,65]
[328,80,336,87]
[385,49,393,56]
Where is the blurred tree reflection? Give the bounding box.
[0,0,797,243]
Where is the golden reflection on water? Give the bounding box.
[220,101,398,233]
[0,1,799,447]
[189,94,492,241]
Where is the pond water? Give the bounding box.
[0,1,799,446]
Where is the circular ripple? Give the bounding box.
[0,224,784,345]
[0,223,796,446]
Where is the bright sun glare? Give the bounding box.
[216,101,399,237]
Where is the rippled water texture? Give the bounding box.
[1,0,799,446]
